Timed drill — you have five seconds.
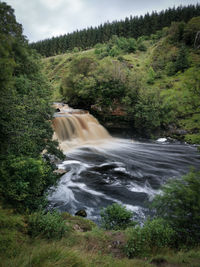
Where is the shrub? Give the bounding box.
[125,227,146,257]
[0,156,58,212]
[152,170,200,246]
[147,67,156,84]
[124,219,175,258]
[27,210,67,239]
[141,218,175,248]
[100,203,136,230]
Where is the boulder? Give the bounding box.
[75,209,87,217]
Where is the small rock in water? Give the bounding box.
[157,137,167,142]
[53,169,67,175]
[75,210,87,217]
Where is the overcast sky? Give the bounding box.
[3,0,199,42]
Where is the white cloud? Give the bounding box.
[3,0,199,42]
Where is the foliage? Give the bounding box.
[152,170,200,246]
[147,67,156,84]
[27,210,67,239]
[133,89,169,137]
[167,21,186,43]
[174,45,189,73]
[0,156,58,211]
[47,17,200,142]
[61,56,130,111]
[30,5,200,57]
[183,16,200,45]
[100,203,135,230]
[0,2,63,211]
[125,219,174,258]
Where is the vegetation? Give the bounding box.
[152,170,200,247]
[100,203,136,230]
[27,210,68,239]
[125,219,175,257]
[0,1,63,212]
[0,156,58,211]
[30,4,200,57]
[1,2,200,266]
[1,170,200,266]
[43,16,200,142]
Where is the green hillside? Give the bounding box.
[43,18,200,143]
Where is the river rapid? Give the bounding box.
[48,104,200,223]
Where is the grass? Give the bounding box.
[1,205,200,266]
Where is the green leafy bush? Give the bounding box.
[27,210,67,239]
[0,156,58,212]
[141,218,175,248]
[125,219,175,258]
[152,170,200,246]
[100,203,135,230]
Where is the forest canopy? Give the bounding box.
[0,2,62,211]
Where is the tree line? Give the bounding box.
[0,2,63,212]
[30,4,200,57]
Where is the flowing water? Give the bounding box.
[48,104,200,223]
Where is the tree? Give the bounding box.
[0,2,62,211]
[183,16,200,45]
[174,45,189,73]
[152,170,200,246]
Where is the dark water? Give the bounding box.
[48,138,200,223]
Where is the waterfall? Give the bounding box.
[52,103,111,151]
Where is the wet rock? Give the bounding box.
[53,169,67,175]
[75,209,87,217]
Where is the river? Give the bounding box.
[48,104,200,223]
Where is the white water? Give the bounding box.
[49,104,200,223]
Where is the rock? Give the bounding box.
[53,169,67,175]
[157,137,167,143]
[175,129,188,135]
[73,224,84,232]
[194,31,200,49]
[56,108,60,112]
[75,209,87,217]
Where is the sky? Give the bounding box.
[3,0,199,42]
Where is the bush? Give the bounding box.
[27,210,67,239]
[141,218,175,248]
[124,219,175,258]
[100,203,135,230]
[147,67,156,84]
[125,227,146,257]
[152,170,200,246]
[0,156,58,212]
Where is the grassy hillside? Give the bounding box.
[43,18,200,143]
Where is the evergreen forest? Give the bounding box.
[30,4,200,56]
